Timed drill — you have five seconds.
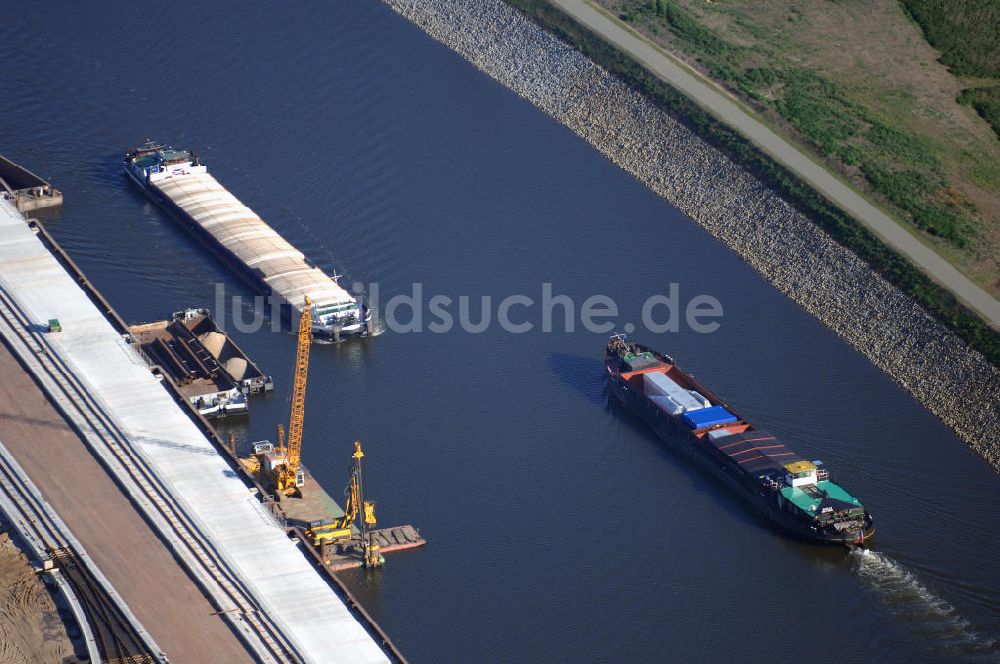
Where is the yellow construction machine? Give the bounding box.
[251,297,312,497]
[242,296,384,566]
[306,441,383,567]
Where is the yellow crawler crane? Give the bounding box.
[272,296,312,496]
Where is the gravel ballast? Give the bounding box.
[382,0,1000,472]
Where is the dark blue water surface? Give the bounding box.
[2,2,998,662]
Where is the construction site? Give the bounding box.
[0,158,422,663]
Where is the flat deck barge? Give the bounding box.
[243,449,426,573]
[124,142,372,340]
[0,153,62,211]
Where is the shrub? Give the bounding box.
[902,0,1000,78]
[958,86,1000,140]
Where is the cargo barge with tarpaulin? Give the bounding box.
[605,334,874,546]
[123,142,372,340]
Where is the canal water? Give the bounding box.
[2,1,998,661]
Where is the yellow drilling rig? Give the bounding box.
[306,441,383,568]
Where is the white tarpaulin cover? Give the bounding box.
[155,172,355,312]
[643,371,705,413]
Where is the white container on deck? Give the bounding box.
[707,428,734,441]
[643,371,704,412]
[688,390,711,409]
[650,395,684,416]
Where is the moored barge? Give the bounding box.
[124,142,371,339]
[605,334,874,545]
[129,307,274,417]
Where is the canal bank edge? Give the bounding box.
[558,0,1000,327]
[508,0,1000,362]
[381,0,1000,473]
[503,0,1000,367]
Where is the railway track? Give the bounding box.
[0,447,157,663]
[0,280,302,663]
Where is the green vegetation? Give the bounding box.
[502,0,1000,368]
[902,1,1000,139]
[959,86,1000,140]
[613,1,973,247]
[901,0,1000,78]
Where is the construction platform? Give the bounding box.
[252,463,426,573]
[321,526,426,573]
[275,466,350,530]
[0,197,390,663]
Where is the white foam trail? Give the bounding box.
[852,549,997,657]
[309,320,385,345]
[368,319,388,337]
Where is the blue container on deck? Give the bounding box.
[682,405,738,429]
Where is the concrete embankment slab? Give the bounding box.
[0,328,255,664]
[0,197,390,662]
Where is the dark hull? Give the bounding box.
[606,369,874,546]
[123,164,368,339]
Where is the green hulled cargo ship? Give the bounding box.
[605,334,874,546]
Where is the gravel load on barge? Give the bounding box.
[606,334,874,546]
[124,143,371,340]
[129,307,273,418]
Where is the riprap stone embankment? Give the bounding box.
[382,0,1000,472]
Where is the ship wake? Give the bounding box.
[851,549,997,658]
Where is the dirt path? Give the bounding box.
[549,0,1000,329]
[0,529,74,664]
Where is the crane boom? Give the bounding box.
[278,297,312,493]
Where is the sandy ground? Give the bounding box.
[0,340,255,664]
[0,528,75,664]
